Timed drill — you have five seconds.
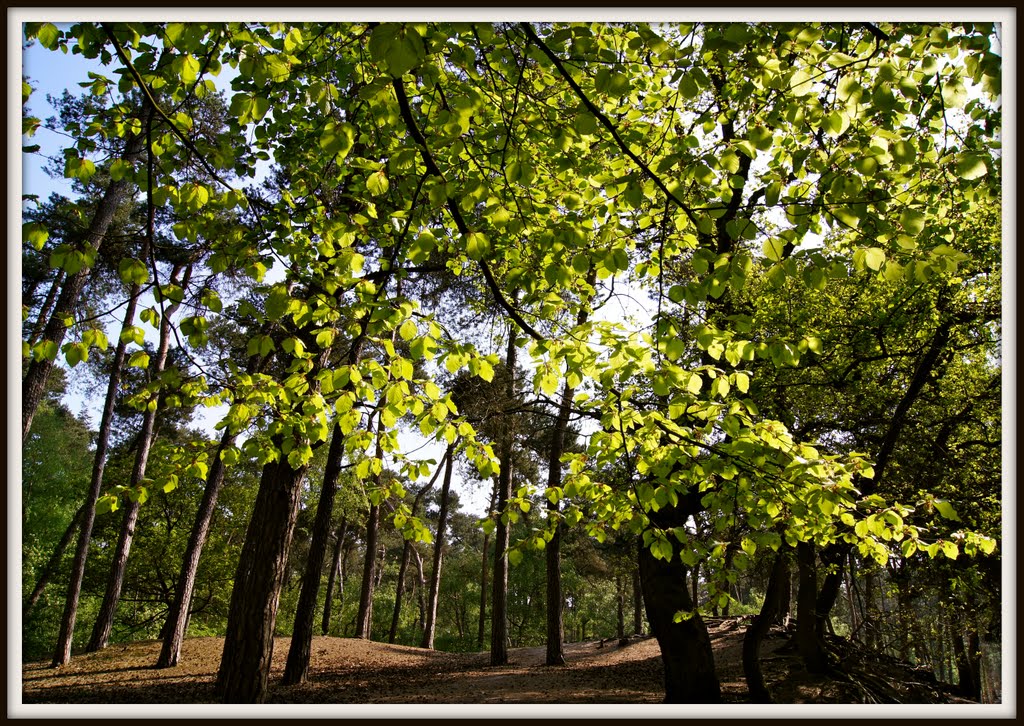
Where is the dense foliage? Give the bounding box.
[21,19,1002,703]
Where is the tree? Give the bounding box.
[24,20,1001,704]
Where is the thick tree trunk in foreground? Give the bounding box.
[156,428,237,667]
[283,422,346,685]
[321,518,348,636]
[215,456,310,703]
[421,446,454,649]
[639,536,721,703]
[742,548,788,702]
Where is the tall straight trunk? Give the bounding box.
[632,563,643,635]
[156,427,237,667]
[421,445,454,649]
[795,541,828,673]
[953,625,982,700]
[354,508,380,638]
[23,103,155,443]
[616,575,625,640]
[282,421,347,685]
[490,324,517,667]
[410,544,427,633]
[87,263,189,653]
[742,548,788,702]
[477,480,498,649]
[321,518,348,636]
[24,504,83,619]
[215,454,310,703]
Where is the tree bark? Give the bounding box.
[354,503,380,640]
[215,455,310,703]
[421,445,454,649]
[156,428,237,667]
[282,421,347,685]
[639,532,720,703]
[321,518,348,636]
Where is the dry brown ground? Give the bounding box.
[21,617,963,705]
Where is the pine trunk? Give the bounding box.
[321,518,348,636]
[490,325,517,667]
[421,446,454,649]
[742,548,788,702]
[215,455,310,703]
[282,422,346,685]
[156,428,236,667]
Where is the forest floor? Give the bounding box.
[22,616,970,706]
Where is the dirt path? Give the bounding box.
[22,618,960,705]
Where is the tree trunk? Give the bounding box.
[616,575,625,641]
[477,480,498,649]
[490,324,517,667]
[795,541,828,673]
[632,563,643,635]
[86,263,189,653]
[23,102,155,443]
[321,518,348,636]
[24,504,83,619]
[410,542,427,634]
[27,268,65,348]
[953,625,982,700]
[156,427,237,667]
[282,421,346,685]
[354,503,380,640]
[742,548,788,702]
[388,539,413,644]
[639,534,721,703]
[422,445,454,649]
[215,455,310,703]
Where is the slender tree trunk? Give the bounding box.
[23,103,155,443]
[215,453,310,703]
[632,563,643,635]
[354,502,380,640]
[87,263,189,653]
[24,504,83,619]
[410,543,427,634]
[616,575,625,641]
[743,548,788,702]
[490,324,517,667]
[422,445,454,649]
[477,481,498,649]
[282,421,346,685]
[388,540,413,644]
[321,518,348,636]
[156,428,237,667]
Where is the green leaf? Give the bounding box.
[366,170,389,196]
[933,499,961,522]
[23,222,49,251]
[762,238,785,262]
[863,247,886,271]
[464,232,491,261]
[900,209,926,237]
[954,153,988,180]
